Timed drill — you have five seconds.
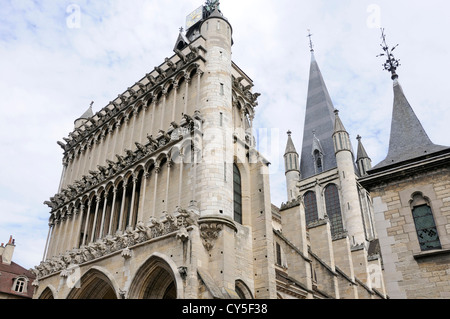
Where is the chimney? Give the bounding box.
[1,236,15,265]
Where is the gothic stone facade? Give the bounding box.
[33,6,387,300]
[33,9,276,300]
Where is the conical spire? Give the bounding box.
[334,109,348,134]
[372,79,448,171]
[356,135,372,176]
[78,102,94,120]
[285,130,298,155]
[356,135,370,161]
[300,51,338,179]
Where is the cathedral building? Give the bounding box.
[31,2,391,299]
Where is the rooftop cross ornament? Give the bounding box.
[307,29,314,52]
[377,28,401,80]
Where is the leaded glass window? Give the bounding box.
[233,164,242,224]
[304,191,319,225]
[412,204,442,251]
[324,184,344,236]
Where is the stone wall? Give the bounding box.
[369,164,450,299]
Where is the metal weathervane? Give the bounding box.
[307,29,314,52]
[377,28,401,80]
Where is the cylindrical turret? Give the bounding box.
[333,110,366,245]
[196,9,234,218]
[284,131,300,202]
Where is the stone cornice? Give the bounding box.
[45,114,202,214]
[33,207,200,280]
[58,45,207,158]
[360,151,450,190]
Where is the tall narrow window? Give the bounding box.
[314,150,323,173]
[233,164,242,224]
[411,193,441,251]
[304,191,319,226]
[275,242,282,266]
[324,184,344,237]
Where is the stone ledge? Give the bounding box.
[413,248,450,260]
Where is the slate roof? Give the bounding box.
[357,136,370,161]
[0,258,36,299]
[77,105,94,121]
[371,79,449,172]
[300,52,337,180]
[285,131,298,155]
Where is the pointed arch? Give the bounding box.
[37,286,56,299]
[324,184,344,237]
[304,191,319,226]
[235,280,254,299]
[66,268,119,299]
[410,192,442,251]
[127,253,183,299]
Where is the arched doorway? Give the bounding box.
[128,256,178,299]
[38,287,55,299]
[67,269,117,299]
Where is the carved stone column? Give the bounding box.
[108,187,118,236]
[152,166,161,217]
[82,200,92,247]
[183,76,191,115]
[171,84,179,122]
[89,195,101,243]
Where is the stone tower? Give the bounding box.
[34,2,276,300]
[281,47,386,295]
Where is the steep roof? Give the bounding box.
[371,79,449,171]
[300,52,337,179]
[285,131,298,155]
[0,259,36,299]
[357,136,370,161]
[77,105,94,121]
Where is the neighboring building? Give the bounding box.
[359,49,450,298]
[0,236,36,299]
[32,2,388,300]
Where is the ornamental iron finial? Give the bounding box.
[377,28,401,80]
[307,29,314,52]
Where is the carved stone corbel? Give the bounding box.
[199,223,223,251]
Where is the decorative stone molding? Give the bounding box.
[199,223,223,251]
[121,247,132,260]
[198,215,237,251]
[58,47,205,158]
[33,207,199,279]
[46,115,198,215]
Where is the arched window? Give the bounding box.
[233,164,242,224]
[324,184,344,237]
[314,150,323,173]
[12,277,28,294]
[411,193,442,251]
[304,191,319,225]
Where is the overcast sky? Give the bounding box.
[1,0,450,269]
